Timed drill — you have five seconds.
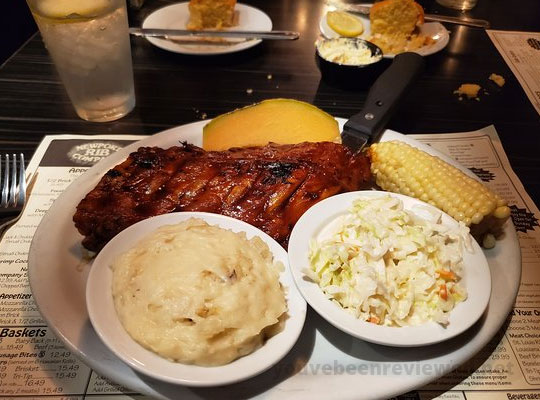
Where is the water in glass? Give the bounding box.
[27,0,135,122]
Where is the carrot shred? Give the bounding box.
[437,269,457,281]
[439,284,448,300]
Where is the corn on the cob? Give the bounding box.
[367,141,511,248]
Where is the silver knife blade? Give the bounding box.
[341,125,370,151]
[337,3,370,15]
[329,3,490,28]
[129,28,300,40]
[422,14,490,28]
[167,37,251,46]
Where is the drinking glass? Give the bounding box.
[436,0,478,11]
[26,0,136,122]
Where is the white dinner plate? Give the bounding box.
[86,212,307,387]
[319,9,449,58]
[288,191,491,347]
[28,119,521,400]
[142,2,272,55]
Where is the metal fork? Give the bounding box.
[0,154,27,236]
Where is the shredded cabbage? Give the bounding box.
[305,195,470,327]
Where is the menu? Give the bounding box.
[0,126,539,399]
[487,30,540,116]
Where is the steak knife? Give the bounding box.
[333,3,490,28]
[341,52,425,151]
[129,28,300,40]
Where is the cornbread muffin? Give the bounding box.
[369,0,431,54]
[187,0,237,30]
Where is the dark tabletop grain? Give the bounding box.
[1,0,540,205]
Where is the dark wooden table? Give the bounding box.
[1,0,539,205]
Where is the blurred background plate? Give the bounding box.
[142,2,272,55]
[319,10,449,58]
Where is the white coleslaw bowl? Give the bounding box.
[287,191,491,347]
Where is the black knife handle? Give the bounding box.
[343,52,425,143]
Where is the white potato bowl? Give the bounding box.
[86,211,307,386]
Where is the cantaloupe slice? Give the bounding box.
[202,98,340,151]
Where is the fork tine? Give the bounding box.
[9,154,17,207]
[1,155,8,207]
[17,154,26,207]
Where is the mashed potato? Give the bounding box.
[111,218,287,366]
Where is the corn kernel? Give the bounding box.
[494,205,511,219]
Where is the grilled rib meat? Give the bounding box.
[73,142,371,251]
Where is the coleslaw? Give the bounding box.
[305,195,470,327]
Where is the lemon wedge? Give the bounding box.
[327,11,364,37]
[36,0,111,19]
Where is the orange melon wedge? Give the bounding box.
[202,99,340,151]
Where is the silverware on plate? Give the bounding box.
[129,28,300,41]
[328,2,490,29]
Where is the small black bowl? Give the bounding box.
[315,37,388,89]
